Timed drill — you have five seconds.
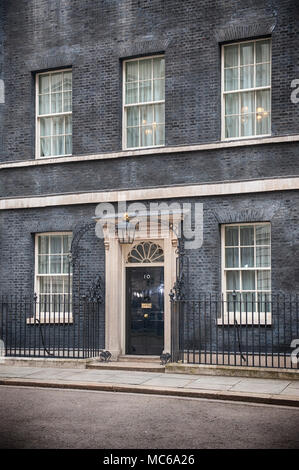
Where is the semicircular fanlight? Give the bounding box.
[127,241,164,263]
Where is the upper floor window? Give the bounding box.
[123,56,165,149]
[36,69,72,158]
[222,39,271,140]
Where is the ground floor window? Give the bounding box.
[35,233,72,320]
[221,222,271,323]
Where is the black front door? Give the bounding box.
[126,267,164,355]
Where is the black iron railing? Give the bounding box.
[170,293,299,369]
[0,296,103,358]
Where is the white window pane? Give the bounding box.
[225,115,239,138]
[65,135,72,154]
[225,248,239,268]
[241,114,254,137]
[126,61,138,82]
[38,255,49,274]
[39,94,50,115]
[52,136,64,156]
[256,247,270,267]
[256,89,270,112]
[240,65,254,89]
[225,226,239,246]
[63,71,72,91]
[256,89,270,134]
[64,276,71,293]
[50,255,62,274]
[240,226,254,246]
[225,93,239,115]
[242,271,255,290]
[257,271,271,290]
[50,235,62,254]
[256,112,270,135]
[153,57,165,78]
[154,124,165,146]
[125,82,138,104]
[51,93,62,113]
[39,74,50,94]
[139,80,152,102]
[52,116,64,135]
[65,115,72,134]
[139,59,152,80]
[153,78,165,100]
[256,224,270,245]
[241,91,254,114]
[227,271,240,290]
[240,43,254,65]
[52,277,64,293]
[63,235,72,253]
[241,247,254,267]
[256,63,270,87]
[154,103,164,123]
[224,45,238,68]
[241,293,256,310]
[127,127,139,148]
[141,126,153,147]
[63,91,72,112]
[38,236,49,254]
[40,137,51,157]
[224,67,238,91]
[127,107,139,126]
[40,117,52,136]
[63,256,70,274]
[256,40,270,63]
[140,105,153,125]
[227,292,241,312]
[39,277,51,293]
[51,73,63,92]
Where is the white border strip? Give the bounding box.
[1,177,298,210]
[1,134,299,170]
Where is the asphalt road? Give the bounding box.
[0,385,299,449]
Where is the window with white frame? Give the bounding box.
[35,233,72,317]
[123,56,165,149]
[222,223,271,322]
[222,39,271,139]
[36,69,72,158]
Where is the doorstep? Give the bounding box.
[165,363,299,381]
[86,361,165,373]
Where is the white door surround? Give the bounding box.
[102,216,181,360]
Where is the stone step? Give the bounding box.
[118,355,161,363]
[86,361,165,373]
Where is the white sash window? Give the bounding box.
[123,56,165,149]
[36,70,72,158]
[222,39,271,140]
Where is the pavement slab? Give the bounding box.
[142,377,195,388]
[190,375,242,386]
[230,378,290,394]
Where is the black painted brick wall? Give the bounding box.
[0,141,298,198]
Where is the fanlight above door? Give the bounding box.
[127,241,164,263]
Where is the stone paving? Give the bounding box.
[0,364,298,399]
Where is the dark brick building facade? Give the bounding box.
[0,0,298,362]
